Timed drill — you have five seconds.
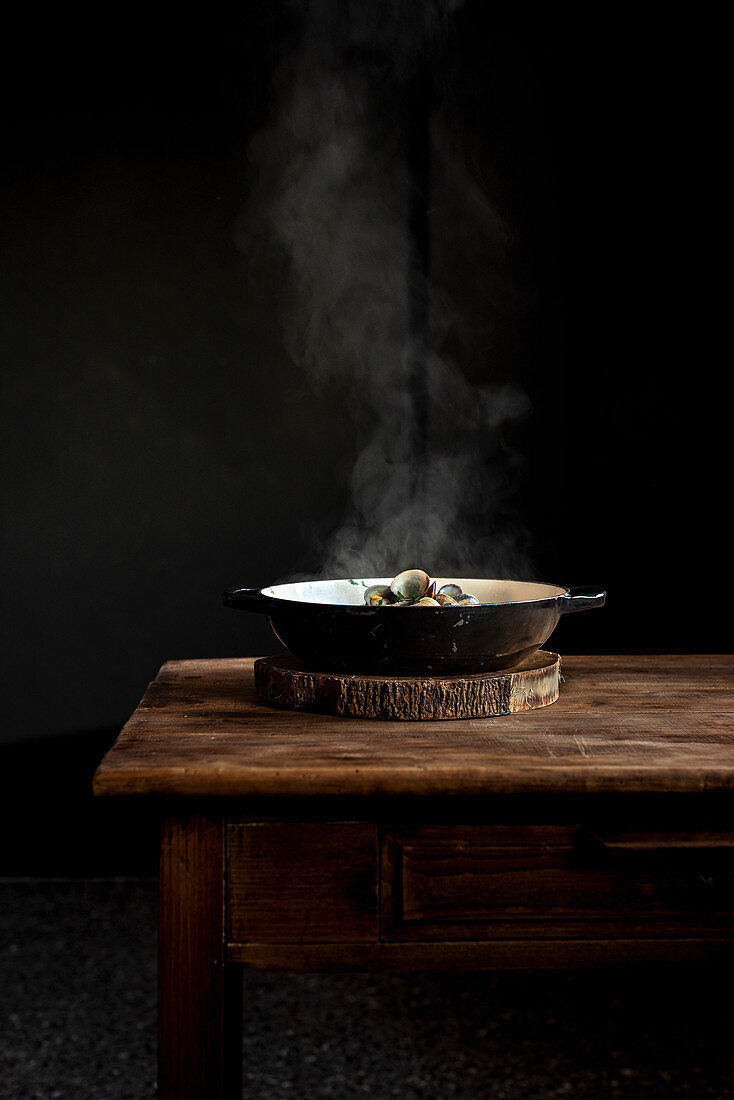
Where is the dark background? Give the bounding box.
[0,6,726,873]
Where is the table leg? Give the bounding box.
[158,815,242,1100]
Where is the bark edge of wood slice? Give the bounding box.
[254,651,561,721]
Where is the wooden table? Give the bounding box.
[94,655,734,1100]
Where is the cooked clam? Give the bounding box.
[364,584,394,606]
[390,569,430,601]
[435,592,458,606]
[380,570,482,608]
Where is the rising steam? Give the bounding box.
[238,0,531,578]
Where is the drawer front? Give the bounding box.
[382,825,734,941]
[228,822,378,944]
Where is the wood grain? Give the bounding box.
[227,823,378,943]
[227,938,734,971]
[93,655,734,799]
[254,651,560,719]
[381,824,734,942]
[158,816,241,1100]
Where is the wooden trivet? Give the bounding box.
[254,651,561,721]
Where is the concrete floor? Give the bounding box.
[1,880,733,1099]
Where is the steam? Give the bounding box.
[238,0,531,578]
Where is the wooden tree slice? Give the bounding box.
[254,651,561,721]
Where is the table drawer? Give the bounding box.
[227,822,378,944]
[381,825,734,941]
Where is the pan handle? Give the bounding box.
[559,586,606,614]
[222,586,269,613]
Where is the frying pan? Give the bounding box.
[222,578,605,674]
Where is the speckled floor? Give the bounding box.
[1,880,733,1099]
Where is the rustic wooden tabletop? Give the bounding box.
[93,655,734,799]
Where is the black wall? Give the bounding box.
[1,5,726,760]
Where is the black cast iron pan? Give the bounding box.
[223,577,605,674]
